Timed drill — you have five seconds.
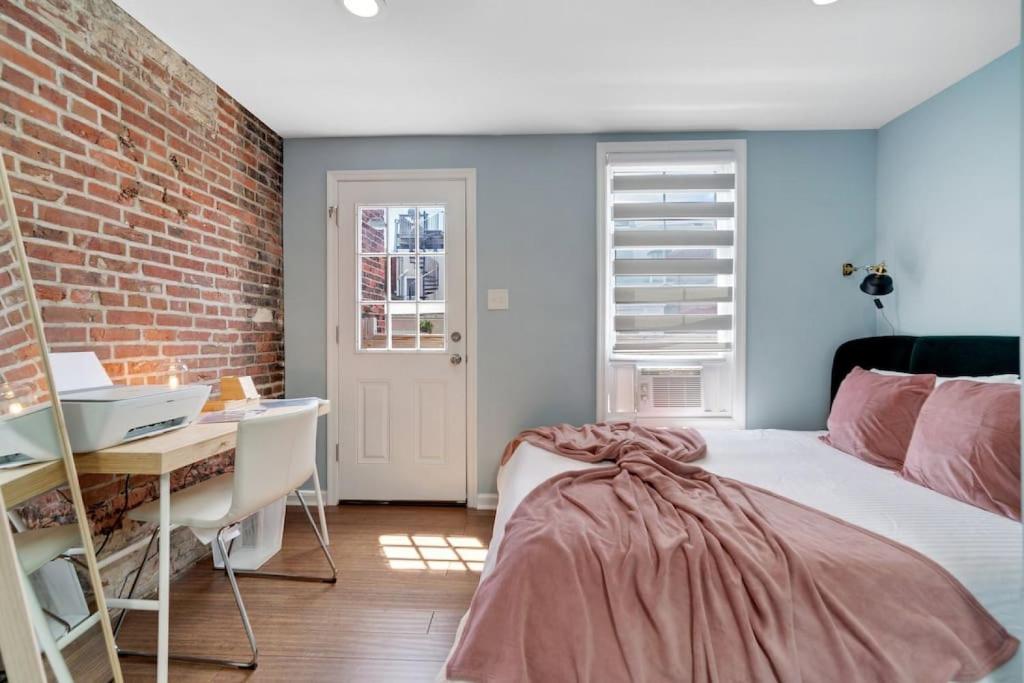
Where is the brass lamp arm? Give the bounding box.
[842,261,888,277]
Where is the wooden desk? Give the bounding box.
[79,399,331,683]
[77,400,330,475]
[0,460,66,509]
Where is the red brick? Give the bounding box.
[42,306,102,323]
[66,194,121,222]
[142,263,182,282]
[20,161,84,192]
[9,175,62,201]
[30,38,92,83]
[65,39,120,82]
[156,313,191,327]
[143,328,175,341]
[96,76,145,114]
[44,326,86,343]
[61,115,118,149]
[113,344,159,359]
[1,63,33,92]
[64,157,117,185]
[0,1,60,46]
[0,39,54,81]
[73,233,125,256]
[37,206,99,232]
[0,86,58,124]
[106,310,154,325]
[60,267,114,287]
[98,291,124,307]
[87,148,135,175]
[129,246,171,264]
[0,17,26,45]
[60,74,117,115]
[25,241,84,265]
[34,283,64,301]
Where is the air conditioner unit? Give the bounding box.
[637,367,704,417]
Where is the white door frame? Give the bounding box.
[325,169,479,508]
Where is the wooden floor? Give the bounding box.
[71,505,494,682]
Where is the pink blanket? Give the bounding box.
[449,422,1018,682]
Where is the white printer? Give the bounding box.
[51,353,211,453]
[0,404,63,469]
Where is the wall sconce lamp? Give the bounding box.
[842,262,894,304]
[843,261,895,334]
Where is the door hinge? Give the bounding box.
[335,443,339,462]
[328,206,337,220]
[335,325,340,344]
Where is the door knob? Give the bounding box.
[450,353,463,366]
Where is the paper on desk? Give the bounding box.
[196,406,268,424]
[257,398,321,408]
[195,397,322,424]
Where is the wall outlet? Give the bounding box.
[487,289,509,310]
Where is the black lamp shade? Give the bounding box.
[860,273,894,297]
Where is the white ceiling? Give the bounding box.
[114,0,1020,138]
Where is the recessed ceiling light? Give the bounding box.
[343,0,384,18]
[812,0,839,4]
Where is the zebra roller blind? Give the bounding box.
[608,152,737,356]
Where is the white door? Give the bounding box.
[336,177,468,501]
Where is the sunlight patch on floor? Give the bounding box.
[380,534,488,572]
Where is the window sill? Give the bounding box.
[632,416,745,431]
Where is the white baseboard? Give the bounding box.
[287,490,497,509]
[286,489,319,506]
[474,493,498,510]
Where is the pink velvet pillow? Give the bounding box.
[822,366,935,469]
[900,381,1021,520]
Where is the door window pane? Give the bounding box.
[388,207,417,253]
[419,255,444,301]
[390,312,417,349]
[360,208,386,253]
[390,256,418,301]
[419,207,445,252]
[357,205,447,351]
[420,312,445,349]
[360,305,387,350]
[360,257,386,301]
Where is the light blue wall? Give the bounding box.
[284,131,878,494]
[877,47,1021,335]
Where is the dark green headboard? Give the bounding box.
[831,336,1021,402]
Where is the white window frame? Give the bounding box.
[596,140,747,429]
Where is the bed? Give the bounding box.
[444,336,1023,682]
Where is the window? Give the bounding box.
[358,206,447,351]
[597,141,745,427]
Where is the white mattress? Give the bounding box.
[450,429,1022,683]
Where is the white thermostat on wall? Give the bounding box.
[487,289,509,310]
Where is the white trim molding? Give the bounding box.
[595,140,747,429]
[325,169,480,508]
[286,490,320,506]
[474,493,498,510]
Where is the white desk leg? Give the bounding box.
[311,462,329,545]
[157,473,170,683]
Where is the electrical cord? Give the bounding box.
[95,475,131,556]
[879,307,896,336]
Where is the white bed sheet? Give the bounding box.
[447,429,1022,683]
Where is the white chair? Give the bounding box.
[116,403,336,670]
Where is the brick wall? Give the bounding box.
[0,0,284,594]
[0,224,49,410]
